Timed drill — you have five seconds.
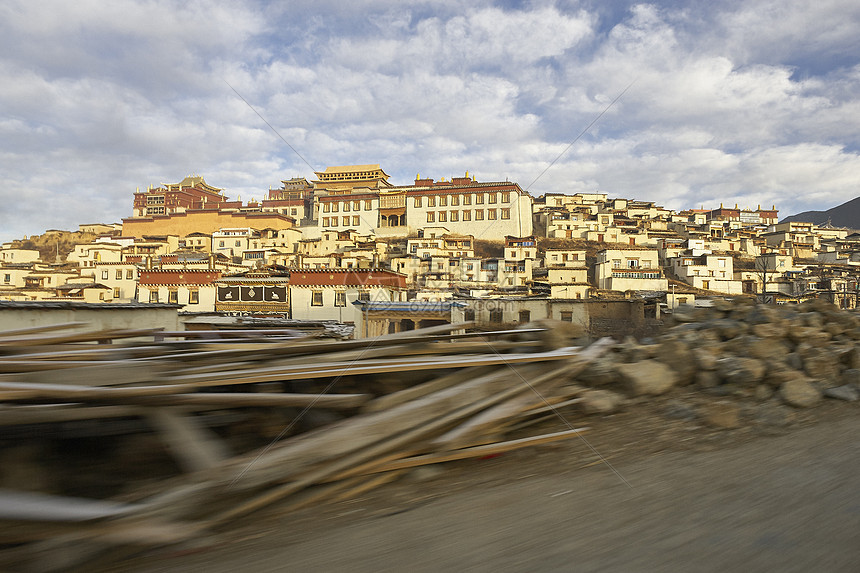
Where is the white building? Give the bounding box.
[0,247,40,264]
[312,167,534,240]
[544,249,587,268]
[89,262,140,302]
[669,252,743,294]
[408,234,475,260]
[212,228,256,258]
[67,242,123,268]
[595,248,668,292]
[136,269,220,312]
[288,268,407,324]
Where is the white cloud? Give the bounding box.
[1,1,859,242]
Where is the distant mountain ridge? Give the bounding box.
[781,196,860,230]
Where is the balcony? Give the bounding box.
[610,269,663,279]
[379,193,406,209]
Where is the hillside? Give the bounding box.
[781,196,860,229]
[10,230,97,263]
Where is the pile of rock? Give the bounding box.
[572,298,860,425]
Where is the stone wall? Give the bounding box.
[0,301,182,334]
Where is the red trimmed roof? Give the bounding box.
[288,268,406,288]
[138,270,222,286]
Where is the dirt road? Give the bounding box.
[125,409,860,572]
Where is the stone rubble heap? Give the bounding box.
[568,299,860,424]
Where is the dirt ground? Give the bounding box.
[116,391,860,572]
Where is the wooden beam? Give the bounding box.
[223,365,535,491]
[0,322,88,340]
[0,405,143,425]
[0,328,165,348]
[362,366,495,413]
[165,346,586,388]
[0,489,142,522]
[356,428,590,474]
[0,382,371,409]
[147,408,229,473]
[429,339,611,450]
[141,364,550,523]
[203,369,543,525]
[11,360,172,386]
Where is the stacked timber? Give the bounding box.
[0,321,609,570]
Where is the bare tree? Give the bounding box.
[754,255,775,303]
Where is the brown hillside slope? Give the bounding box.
[10,230,97,263]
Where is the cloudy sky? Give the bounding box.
[2,0,859,242]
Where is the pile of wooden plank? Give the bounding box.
[0,321,610,569]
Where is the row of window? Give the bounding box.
[611,271,662,279]
[414,192,510,208]
[148,289,200,304]
[611,259,653,269]
[322,215,363,227]
[101,269,138,280]
[691,270,728,278]
[427,209,510,223]
[410,240,473,248]
[679,258,729,267]
[319,171,381,180]
[310,290,370,306]
[322,200,373,213]
[316,192,515,213]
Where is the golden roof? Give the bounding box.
[319,164,383,174]
[164,175,222,193]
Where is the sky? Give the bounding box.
[2,0,859,243]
